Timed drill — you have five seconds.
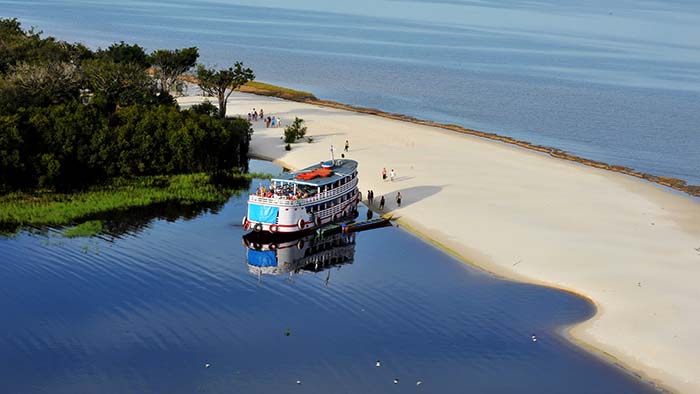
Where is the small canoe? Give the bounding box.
[316,224,342,237]
[343,217,391,233]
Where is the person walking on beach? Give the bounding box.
[390,169,396,181]
[368,190,373,206]
[260,108,264,119]
[381,168,387,181]
[344,140,350,152]
[379,195,385,210]
[252,108,257,121]
[396,191,402,207]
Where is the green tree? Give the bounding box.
[97,41,150,68]
[82,59,158,111]
[283,117,307,143]
[0,18,92,76]
[188,101,219,117]
[195,62,254,118]
[4,61,81,108]
[0,115,23,192]
[149,47,198,95]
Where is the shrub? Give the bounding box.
[283,117,307,143]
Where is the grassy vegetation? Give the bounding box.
[238,81,317,101]
[0,172,270,231]
[62,220,103,238]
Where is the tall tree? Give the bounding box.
[195,62,254,118]
[82,59,157,111]
[97,41,150,68]
[149,47,198,95]
[5,61,81,107]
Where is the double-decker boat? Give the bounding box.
[243,158,360,234]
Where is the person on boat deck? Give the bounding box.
[379,195,385,210]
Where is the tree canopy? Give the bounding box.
[0,19,253,193]
[150,47,199,95]
[96,41,150,68]
[196,62,255,118]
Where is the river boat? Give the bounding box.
[243,158,360,234]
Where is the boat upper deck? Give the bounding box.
[272,159,358,187]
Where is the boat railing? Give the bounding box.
[249,177,358,206]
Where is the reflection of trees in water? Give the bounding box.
[0,176,254,237]
[93,200,227,237]
[0,200,228,238]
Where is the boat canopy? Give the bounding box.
[272,159,358,187]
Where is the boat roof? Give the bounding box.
[272,159,358,186]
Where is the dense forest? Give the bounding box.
[0,18,254,193]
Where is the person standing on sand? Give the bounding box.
[382,168,387,181]
[368,190,373,206]
[260,108,264,119]
[390,169,396,181]
[379,196,385,210]
[344,140,349,152]
[396,192,402,207]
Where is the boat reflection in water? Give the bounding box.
[242,232,357,280]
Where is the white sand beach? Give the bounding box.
[179,93,700,393]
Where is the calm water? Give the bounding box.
[0,161,660,393]
[2,0,699,184]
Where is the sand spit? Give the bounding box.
[179,93,700,394]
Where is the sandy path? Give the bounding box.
[179,93,700,394]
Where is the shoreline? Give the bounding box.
[179,92,700,394]
[231,82,700,198]
[255,154,675,394]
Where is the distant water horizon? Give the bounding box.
[2,0,699,185]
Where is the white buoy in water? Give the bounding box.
[205,363,211,368]
[296,380,302,385]
[531,334,538,342]
[393,378,399,384]
[416,381,423,386]
[375,360,381,367]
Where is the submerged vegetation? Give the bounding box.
[0,18,262,234]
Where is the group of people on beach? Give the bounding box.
[366,189,402,211]
[247,108,283,128]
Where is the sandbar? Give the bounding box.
[178,93,700,394]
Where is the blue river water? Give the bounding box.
[1,0,699,184]
[0,161,662,393]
